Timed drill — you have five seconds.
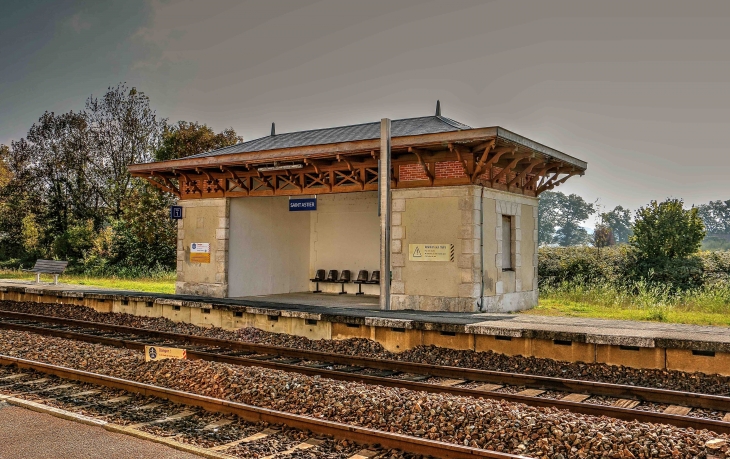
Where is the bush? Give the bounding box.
[538,246,730,291]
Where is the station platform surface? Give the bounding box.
[2,279,730,354]
[0,403,200,459]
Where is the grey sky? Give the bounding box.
[2,0,729,224]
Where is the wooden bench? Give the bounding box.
[23,260,68,285]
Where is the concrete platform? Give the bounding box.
[2,280,730,374]
[0,403,200,459]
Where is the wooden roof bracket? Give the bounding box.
[448,143,471,176]
[220,166,249,195]
[409,147,434,185]
[470,139,497,182]
[336,154,363,187]
[526,162,561,189]
[150,172,180,197]
[255,169,275,191]
[196,167,225,192]
[177,170,202,196]
[491,154,530,186]
[508,157,543,188]
[539,169,579,194]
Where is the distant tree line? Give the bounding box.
[538,191,729,252]
[0,83,241,276]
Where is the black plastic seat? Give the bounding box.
[353,270,368,295]
[310,269,325,293]
[325,270,338,282]
[335,270,351,294]
[365,270,380,285]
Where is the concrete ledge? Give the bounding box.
[3,282,730,374]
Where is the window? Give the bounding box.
[502,215,513,271]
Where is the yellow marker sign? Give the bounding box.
[408,244,454,262]
[190,253,211,263]
[145,345,187,362]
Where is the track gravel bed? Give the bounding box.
[0,328,727,458]
[3,301,728,398]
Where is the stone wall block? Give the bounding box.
[392,198,406,212]
[392,267,402,281]
[391,212,402,226]
[457,254,474,269]
[392,239,402,254]
[391,225,405,240]
[391,281,405,294]
[215,228,229,240]
[458,283,480,298]
[391,253,405,267]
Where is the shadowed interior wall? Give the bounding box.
[309,192,380,294]
[228,196,310,297]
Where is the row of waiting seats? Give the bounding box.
[310,269,380,295]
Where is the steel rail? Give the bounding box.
[0,310,729,434]
[0,354,526,459]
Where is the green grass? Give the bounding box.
[0,269,175,294]
[527,281,730,326]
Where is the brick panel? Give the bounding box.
[435,161,466,179]
[399,164,429,181]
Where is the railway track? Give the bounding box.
[0,309,729,435]
[0,354,525,459]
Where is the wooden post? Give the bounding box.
[379,119,391,310]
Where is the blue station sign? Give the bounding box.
[289,197,317,212]
[170,205,183,219]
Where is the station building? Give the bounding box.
[129,108,586,313]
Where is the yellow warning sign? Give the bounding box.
[408,244,454,262]
[145,345,187,362]
[190,253,211,263]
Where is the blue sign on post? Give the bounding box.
[289,197,317,211]
[170,205,183,219]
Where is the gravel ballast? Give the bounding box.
[0,328,727,458]
[2,301,729,397]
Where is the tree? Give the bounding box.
[155,121,242,162]
[85,84,165,219]
[538,191,561,245]
[539,191,595,246]
[631,198,705,259]
[600,205,632,244]
[593,224,615,255]
[697,200,730,235]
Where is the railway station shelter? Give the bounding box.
[129,107,587,313]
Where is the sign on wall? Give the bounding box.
[190,242,211,263]
[170,205,183,220]
[408,244,455,262]
[145,345,187,362]
[289,197,317,211]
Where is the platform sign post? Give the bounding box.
[379,118,391,311]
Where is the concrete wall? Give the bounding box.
[390,185,538,313]
[228,196,310,297]
[309,192,380,294]
[176,198,229,297]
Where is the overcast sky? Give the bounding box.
[2,0,729,224]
